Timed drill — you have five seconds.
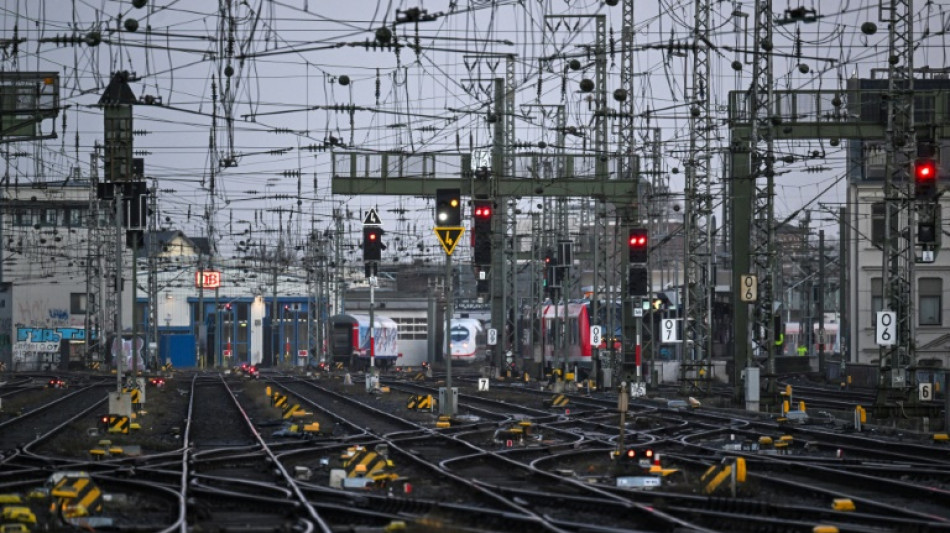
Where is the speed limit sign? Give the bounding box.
[487,328,498,346]
[919,382,933,401]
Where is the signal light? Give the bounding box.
[625,448,636,459]
[628,228,648,263]
[436,188,462,226]
[363,226,384,262]
[773,314,784,347]
[914,158,938,199]
[472,200,492,265]
[474,202,492,219]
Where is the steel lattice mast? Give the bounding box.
[683,0,713,389]
[750,0,778,394]
[879,0,916,399]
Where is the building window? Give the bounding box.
[13,209,34,226]
[919,278,942,326]
[871,277,883,327]
[65,207,85,227]
[393,317,427,340]
[870,202,885,246]
[38,208,58,226]
[70,293,88,314]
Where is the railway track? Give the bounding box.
[0,368,948,532]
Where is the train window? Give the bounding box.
[451,328,470,342]
[919,278,942,326]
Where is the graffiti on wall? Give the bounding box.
[14,327,93,355]
[16,299,83,328]
[17,327,87,342]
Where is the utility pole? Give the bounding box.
[619,0,637,391]
[503,55,517,359]
[197,251,205,368]
[147,182,158,369]
[839,206,849,365]
[271,237,281,367]
[85,148,103,367]
[808,210,816,357]
[114,190,124,390]
[490,78,505,375]
[818,229,826,373]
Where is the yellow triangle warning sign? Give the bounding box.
[434,227,465,256]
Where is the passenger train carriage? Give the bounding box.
[448,318,487,364]
[526,300,622,368]
[327,313,399,369]
[782,321,840,356]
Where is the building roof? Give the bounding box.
[189,237,212,256]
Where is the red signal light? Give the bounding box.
[915,159,937,181]
[625,448,636,459]
[629,228,649,263]
[474,205,492,218]
[914,158,939,199]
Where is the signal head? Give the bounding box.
[436,188,462,225]
[628,227,649,263]
[915,158,937,181]
[914,158,939,199]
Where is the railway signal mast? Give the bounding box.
[362,208,384,372]
[627,229,649,297]
[434,188,463,416]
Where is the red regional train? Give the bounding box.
[527,300,622,368]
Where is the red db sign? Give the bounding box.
[195,270,221,289]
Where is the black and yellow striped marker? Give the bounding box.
[343,449,388,478]
[52,475,103,514]
[700,457,746,494]
[547,394,569,407]
[108,415,130,434]
[407,394,433,410]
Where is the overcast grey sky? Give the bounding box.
[3,0,948,266]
